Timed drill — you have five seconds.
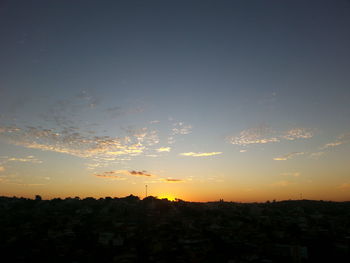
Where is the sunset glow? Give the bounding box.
[158,195,177,202]
[1,1,350,202]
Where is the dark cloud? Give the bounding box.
[93,171,126,180]
[163,178,184,183]
[129,170,153,177]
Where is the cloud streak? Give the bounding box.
[180,152,222,157]
[93,173,126,180]
[5,156,42,164]
[227,125,313,146]
[93,169,155,179]
[322,133,350,149]
[280,172,300,177]
[309,151,325,159]
[273,152,304,161]
[162,178,184,183]
[272,180,294,187]
[156,147,171,152]
[338,183,350,190]
[129,170,154,177]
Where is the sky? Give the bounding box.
[1,0,350,202]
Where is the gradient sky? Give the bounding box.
[1,0,350,201]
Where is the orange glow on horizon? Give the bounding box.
[157,194,177,201]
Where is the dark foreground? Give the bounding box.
[0,196,349,263]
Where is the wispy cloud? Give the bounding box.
[309,151,325,159]
[93,170,155,178]
[172,122,192,135]
[0,94,166,173]
[167,136,175,145]
[280,172,300,177]
[323,141,343,148]
[146,178,185,183]
[281,128,313,141]
[105,105,144,118]
[273,152,304,161]
[6,183,45,186]
[123,127,160,146]
[322,133,350,149]
[156,147,171,152]
[227,125,313,146]
[129,170,154,177]
[5,156,42,164]
[180,152,222,157]
[40,91,101,127]
[76,90,99,108]
[93,173,126,180]
[146,154,158,158]
[0,125,156,163]
[105,106,123,117]
[227,125,278,146]
[0,173,46,186]
[0,155,42,173]
[93,170,127,176]
[150,120,160,124]
[338,183,350,190]
[162,178,185,183]
[272,180,294,187]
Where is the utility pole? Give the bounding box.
[145,185,148,198]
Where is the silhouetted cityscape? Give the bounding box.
[1,195,349,262]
